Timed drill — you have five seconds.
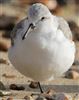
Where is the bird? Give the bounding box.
[8,3,75,93]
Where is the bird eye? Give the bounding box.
[41,17,45,21]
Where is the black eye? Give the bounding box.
[41,17,45,21]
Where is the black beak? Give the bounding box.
[22,23,35,40]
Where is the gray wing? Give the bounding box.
[57,17,73,40]
[11,18,28,46]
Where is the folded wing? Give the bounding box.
[57,17,73,40]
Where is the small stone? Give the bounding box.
[53,93,72,100]
[29,81,38,88]
[65,70,79,79]
[9,84,25,90]
[0,39,10,52]
[16,86,25,90]
[45,95,55,100]
[9,84,17,90]
[42,89,55,100]
[36,95,46,100]
[24,95,34,100]
[46,89,55,96]
[7,97,13,100]
[31,94,39,100]
[0,58,9,65]
[0,81,6,90]
[1,99,5,100]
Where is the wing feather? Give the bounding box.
[11,18,28,46]
[57,17,73,40]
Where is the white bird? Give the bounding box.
[8,3,75,92]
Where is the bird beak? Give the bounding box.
[22,23,35,40]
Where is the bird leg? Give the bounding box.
[38,82,43,93]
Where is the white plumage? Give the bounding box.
[8,3,75,81]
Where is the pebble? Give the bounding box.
[29,81,38,89]
[9,84,17,90]
[65,70,79,79]
[0,38,10,52]
[42,89,55,100]
[9,84,25,90]
[7,97,13,100]
[24,95,34,100]
[50,93,72,100]
[1,99,5,100]
[45,95,55,100]
[36,95,46,100]
[45,89,55,96]
[0,58,8,64]
[31,94,39,100]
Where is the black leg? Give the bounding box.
[38,82,43,93]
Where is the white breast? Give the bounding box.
[8,29,75,81]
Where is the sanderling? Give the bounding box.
[8,3,75,92]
